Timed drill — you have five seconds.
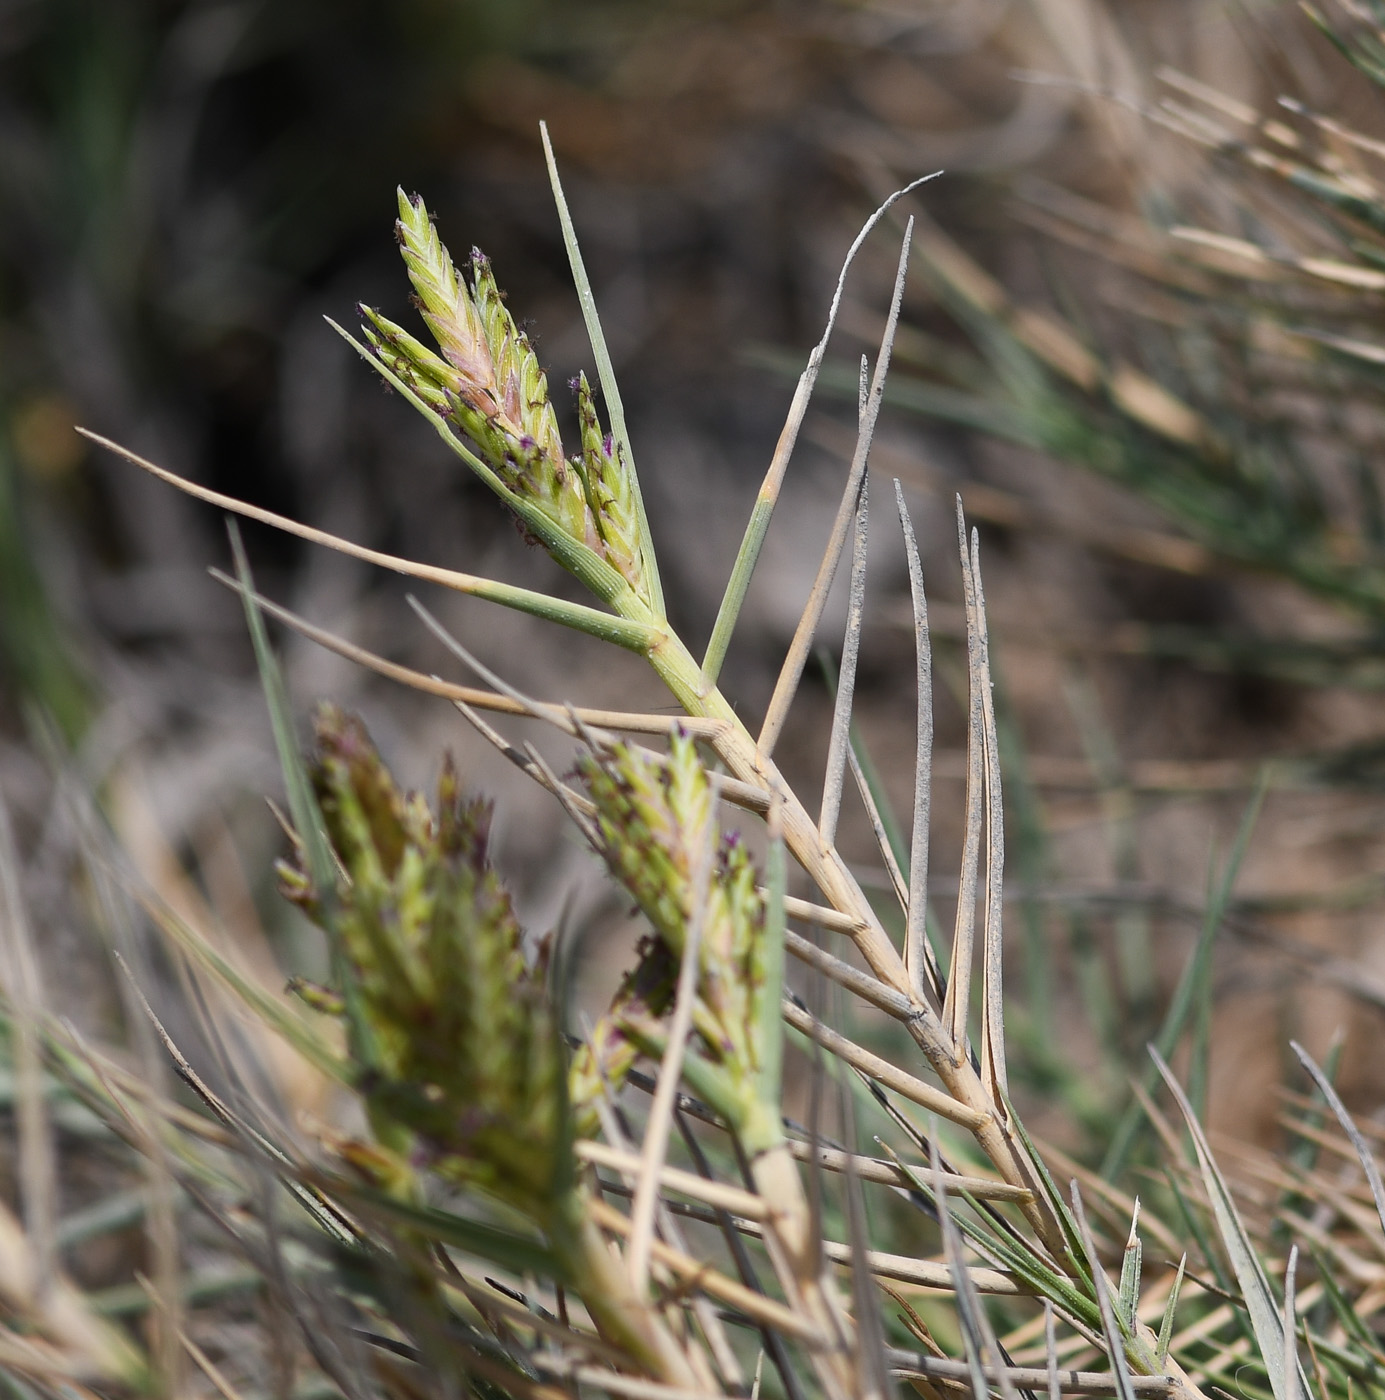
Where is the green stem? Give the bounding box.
[560,1200,700,1389]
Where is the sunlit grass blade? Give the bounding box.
[819,478,869,846]
[945,504,983,1055]
[1290,1040,1385,1239]
[82,429,657,653]
[703,179,939,688]
[1283,1246,1300,1400]
[1152,1046,1306,1400]
[1118,1200,1143,1333]
[540,122,662,621]
[1157,1255,1187,1366]
[895,479,939,1008]
[971,525,1007,1101]
[758,219,913,758]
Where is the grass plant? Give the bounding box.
[3,112,1384,1400]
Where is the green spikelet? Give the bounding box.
[279,711,709,1387]
[468,249,598,552]
[469,250,564,463]
[579,731,712,950]
[358,305,462,416]
[394,188,497,410]
[575,372,645,593]
[287,976,346,1018]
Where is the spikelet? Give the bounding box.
[358,305,461,416]
[468,249,595,549]
[579,731,713,949]
[285,705,569,1224]
[394,188,497,411]
[574,371,645,593]
[469,250,564,463]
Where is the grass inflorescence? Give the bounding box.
[8,61,1385,1400]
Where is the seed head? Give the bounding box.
[287,705,570,1222]
[364,192,653,610]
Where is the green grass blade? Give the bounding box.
[754,801,788,1108]
[1069,1183,1139,1400]
[1102,773,1268,1178]
[703,176,940,686]
[1284,1246,1301,1400]
[998,1081,1091,1284]
[931,1121,1019,1400]
[84,427,656,652]
[228,524,377,1069]
[540,121,663,621]
[1291,1040,1385,1239]
[228,524,333,895]
[1309,1245,1382,1357]
[1118,1200,1143,1332]
[1163,1166,1230,1295]
[1157,1254,1187,1366]
[1153,1046,1306,1400]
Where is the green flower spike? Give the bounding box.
[284,703,568,1224]
[575,730,781,1149]
[358,190,649,605]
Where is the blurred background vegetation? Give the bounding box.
[7,0,1385,1310]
